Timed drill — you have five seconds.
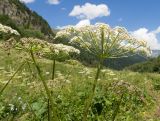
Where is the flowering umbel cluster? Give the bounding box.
[43,43,80,59]
[55,23,151,59]
[0,23,20,36]
[16,37,47,53]
[15,37,80,59]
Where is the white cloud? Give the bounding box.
[69,3,110,20]
[56,19,90,29]
[132,27,160,50]
[48,0,60,5]
[76,19,90,27]
[153,26,160,34]
[19,0,35,3]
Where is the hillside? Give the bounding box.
[104,55,147,70]
[0,0,54,39]
[126,56,160,73]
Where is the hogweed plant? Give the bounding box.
[42,43,80,120]
[13,37,80,120]
[42,43,80,80]
[15,37,59,120]
[55,23,151,121]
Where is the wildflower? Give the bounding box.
[8,104,15,111]
[46,72,50,75]
[1,81,9,84]
[108,72,116,76]
[55,23,151,59]
[78,68,91,75]
[18,97,22,100]
[0,23,20,35]
[88,76,93,79]
[16,37,47,54]
[78,71,85,74]
[22,103,27,111]
[65,80,71,84]
[113,78,118,80]
[43,43,80,60]
[101,69,106,73]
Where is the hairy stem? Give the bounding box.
[48,99,51,121]
[52,59,56,80]
[82,61,102,121]
[30,50,59,121]
[0,61,26,96]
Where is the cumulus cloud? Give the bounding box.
[56,19,90,29]
[48,0,60,5]
[69,3,110,20]
[76,19,90,27]
[131,27,160,50]
[153,26,160,34]
[19,0,35,3]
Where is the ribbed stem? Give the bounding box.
[48,99,51,121]
[0,61,26,96]
[82,60,102,121]
[30,50,59,121]
[52,59,56,80]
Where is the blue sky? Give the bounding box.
[21,0,160,49]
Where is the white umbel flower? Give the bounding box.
[55,23,151,59]
[0,23,20,35]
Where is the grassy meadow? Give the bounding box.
[0,42,160,121]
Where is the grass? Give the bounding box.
[0,43,160,120]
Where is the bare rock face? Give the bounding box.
[0,0,53,36]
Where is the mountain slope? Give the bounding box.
[151,50,160,57]
[104,55,147,70]
[126,56,160,73]
[0,0,54,39]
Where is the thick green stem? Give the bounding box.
[52,59,56,80]
[30,50,59,121]
[48,99,51,121]
[0,62,26,96]
[82,61,102,121]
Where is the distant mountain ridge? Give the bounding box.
[151,50,160,57]
[0,0,54,39]
[126,56,160,73]
[104,54,147,70]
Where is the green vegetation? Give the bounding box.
[0,43,160,120]
[126,56,160,73]
[0,23,160,121]
[0,15,46,39]
[1,14,160,121]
